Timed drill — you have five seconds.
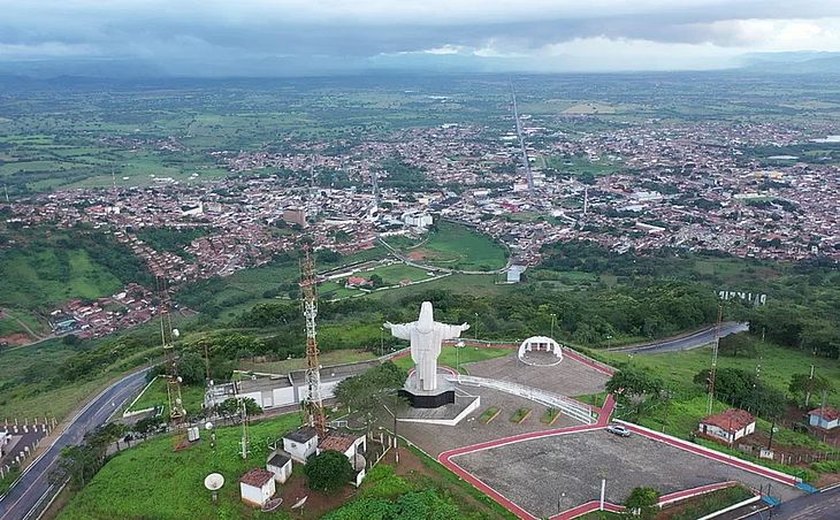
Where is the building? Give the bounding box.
[239,468,276,507]
[506,265,526,283]
[318,432,366,462]
[699,409,756,444]
[808,406,840,430]
[283,426,319,463]
[266,451,293,484]
[402,212,433,230]
[345,276,372,289]
[283,207,307,228]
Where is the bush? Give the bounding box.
[305,450,354,493]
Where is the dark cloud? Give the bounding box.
[0,0,839,74]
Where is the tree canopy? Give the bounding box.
[305,450,354,493]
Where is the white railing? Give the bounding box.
[449,375,595,425]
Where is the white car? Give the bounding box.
[606,424,631,437]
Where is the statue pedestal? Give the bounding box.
[399,373,455,408]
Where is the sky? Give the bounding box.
[1,0,840,76]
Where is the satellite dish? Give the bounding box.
[291,496,308,509]
[205,421,214,431]
[204,473,225,491]
[173,329,180,338]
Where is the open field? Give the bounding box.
[385,221,507,271]
[58,414,302,520]
[125,377,206,416]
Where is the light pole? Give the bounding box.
[456,340,464,380]
[550,313,557,339]
[474,313,479,343]
[606,334,612,349]
[379,326,384,357]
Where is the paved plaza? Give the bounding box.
[454,428,803,519]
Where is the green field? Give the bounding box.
[58,414,302,520]
[0,247,122,310]
[536,154,622,178]
[385,222,507,272]
[125,377,207,416]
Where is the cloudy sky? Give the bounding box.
[2,0,840,76]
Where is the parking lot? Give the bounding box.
[454,428,803,519]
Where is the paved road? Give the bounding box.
[604,321,749,354]
[743,486,840,520]
[0,368,150,520]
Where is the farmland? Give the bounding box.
[385,221,508,272]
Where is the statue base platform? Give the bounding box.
[400,373,455,408]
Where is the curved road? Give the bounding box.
[744,486,840,519]
[604,322,749,355]
[0,368,150,520]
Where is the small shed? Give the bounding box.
[266,451,293,484]
[318,432,366,461]
[283,426,319,463]
[699,409,756,444]
[239,468,276,507]
[808,406,840,430]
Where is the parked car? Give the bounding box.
[606,424,631,437]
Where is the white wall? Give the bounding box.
[283,437,317,463]
[240,480,275,506]
[272,387,296,408]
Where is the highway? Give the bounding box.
[0,367,150,520]
[604,321,749,355]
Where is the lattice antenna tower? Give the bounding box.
[706,304,724,415]
[300,245,326,437]
[234,384,250,459]
[157,276,186,422]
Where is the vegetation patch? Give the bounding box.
[510,407,532,424]
[479,407,501,424]
[385,221,507,271]
[541,407,560,425]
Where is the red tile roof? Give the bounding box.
[318,433,358,453]
[700,409,755,433]
[808,406,840,422]
[239,468,274,488]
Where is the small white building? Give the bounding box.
[239,468,276,507]
[402,212,433,230]
[318,432,366,461]
[699,409,756,444]
[283,427,319,463]
[266,451,293,484]
[808,406,840,430]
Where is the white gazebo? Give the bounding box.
[518,336,563,366]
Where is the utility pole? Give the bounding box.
[474,312,479,343]
[550,313,557,339]
[707,305,723,415]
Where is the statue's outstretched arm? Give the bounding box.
[384,321,412,340]
[440,322,470,339]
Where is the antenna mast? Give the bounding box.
[300,245,326,437]
[158,276,187,450]
[706,304,723,415]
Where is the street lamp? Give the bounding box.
[550,313,557,339]
[456,340,464,380]
[474,313,479,343]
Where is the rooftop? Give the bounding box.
[267,451,291,468]
[318,432,360,453]
[808,406,840,422]
[239,468,274,488]
[284,426,318,444]
[700,409,755,433]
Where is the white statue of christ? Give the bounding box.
[384,301,469,392]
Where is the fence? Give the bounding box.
[450,375,595,425]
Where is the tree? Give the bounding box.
[214,397,262,421]
[718,333,758,358]
[176,351,206,386]
[789,373,835,407]
[369,274,384,288]
[305,450,354,493]
[625,487,660,519]
[333,362,407,426]
[605,367,664,411]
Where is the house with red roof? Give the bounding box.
[808,406,840,430]
[698,409,756,444]
[239,468,276,507]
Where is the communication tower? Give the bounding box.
[158,276,186,421]
[299,245,327,436]
[706,305,723,415]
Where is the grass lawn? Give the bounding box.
[58,414,302,520]
[479,407,501,424]
[125,377,207,416]
[392,345,513,373]
[384,221,507,271]
[239,349,376,374]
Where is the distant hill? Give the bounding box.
[740,52,840,74]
